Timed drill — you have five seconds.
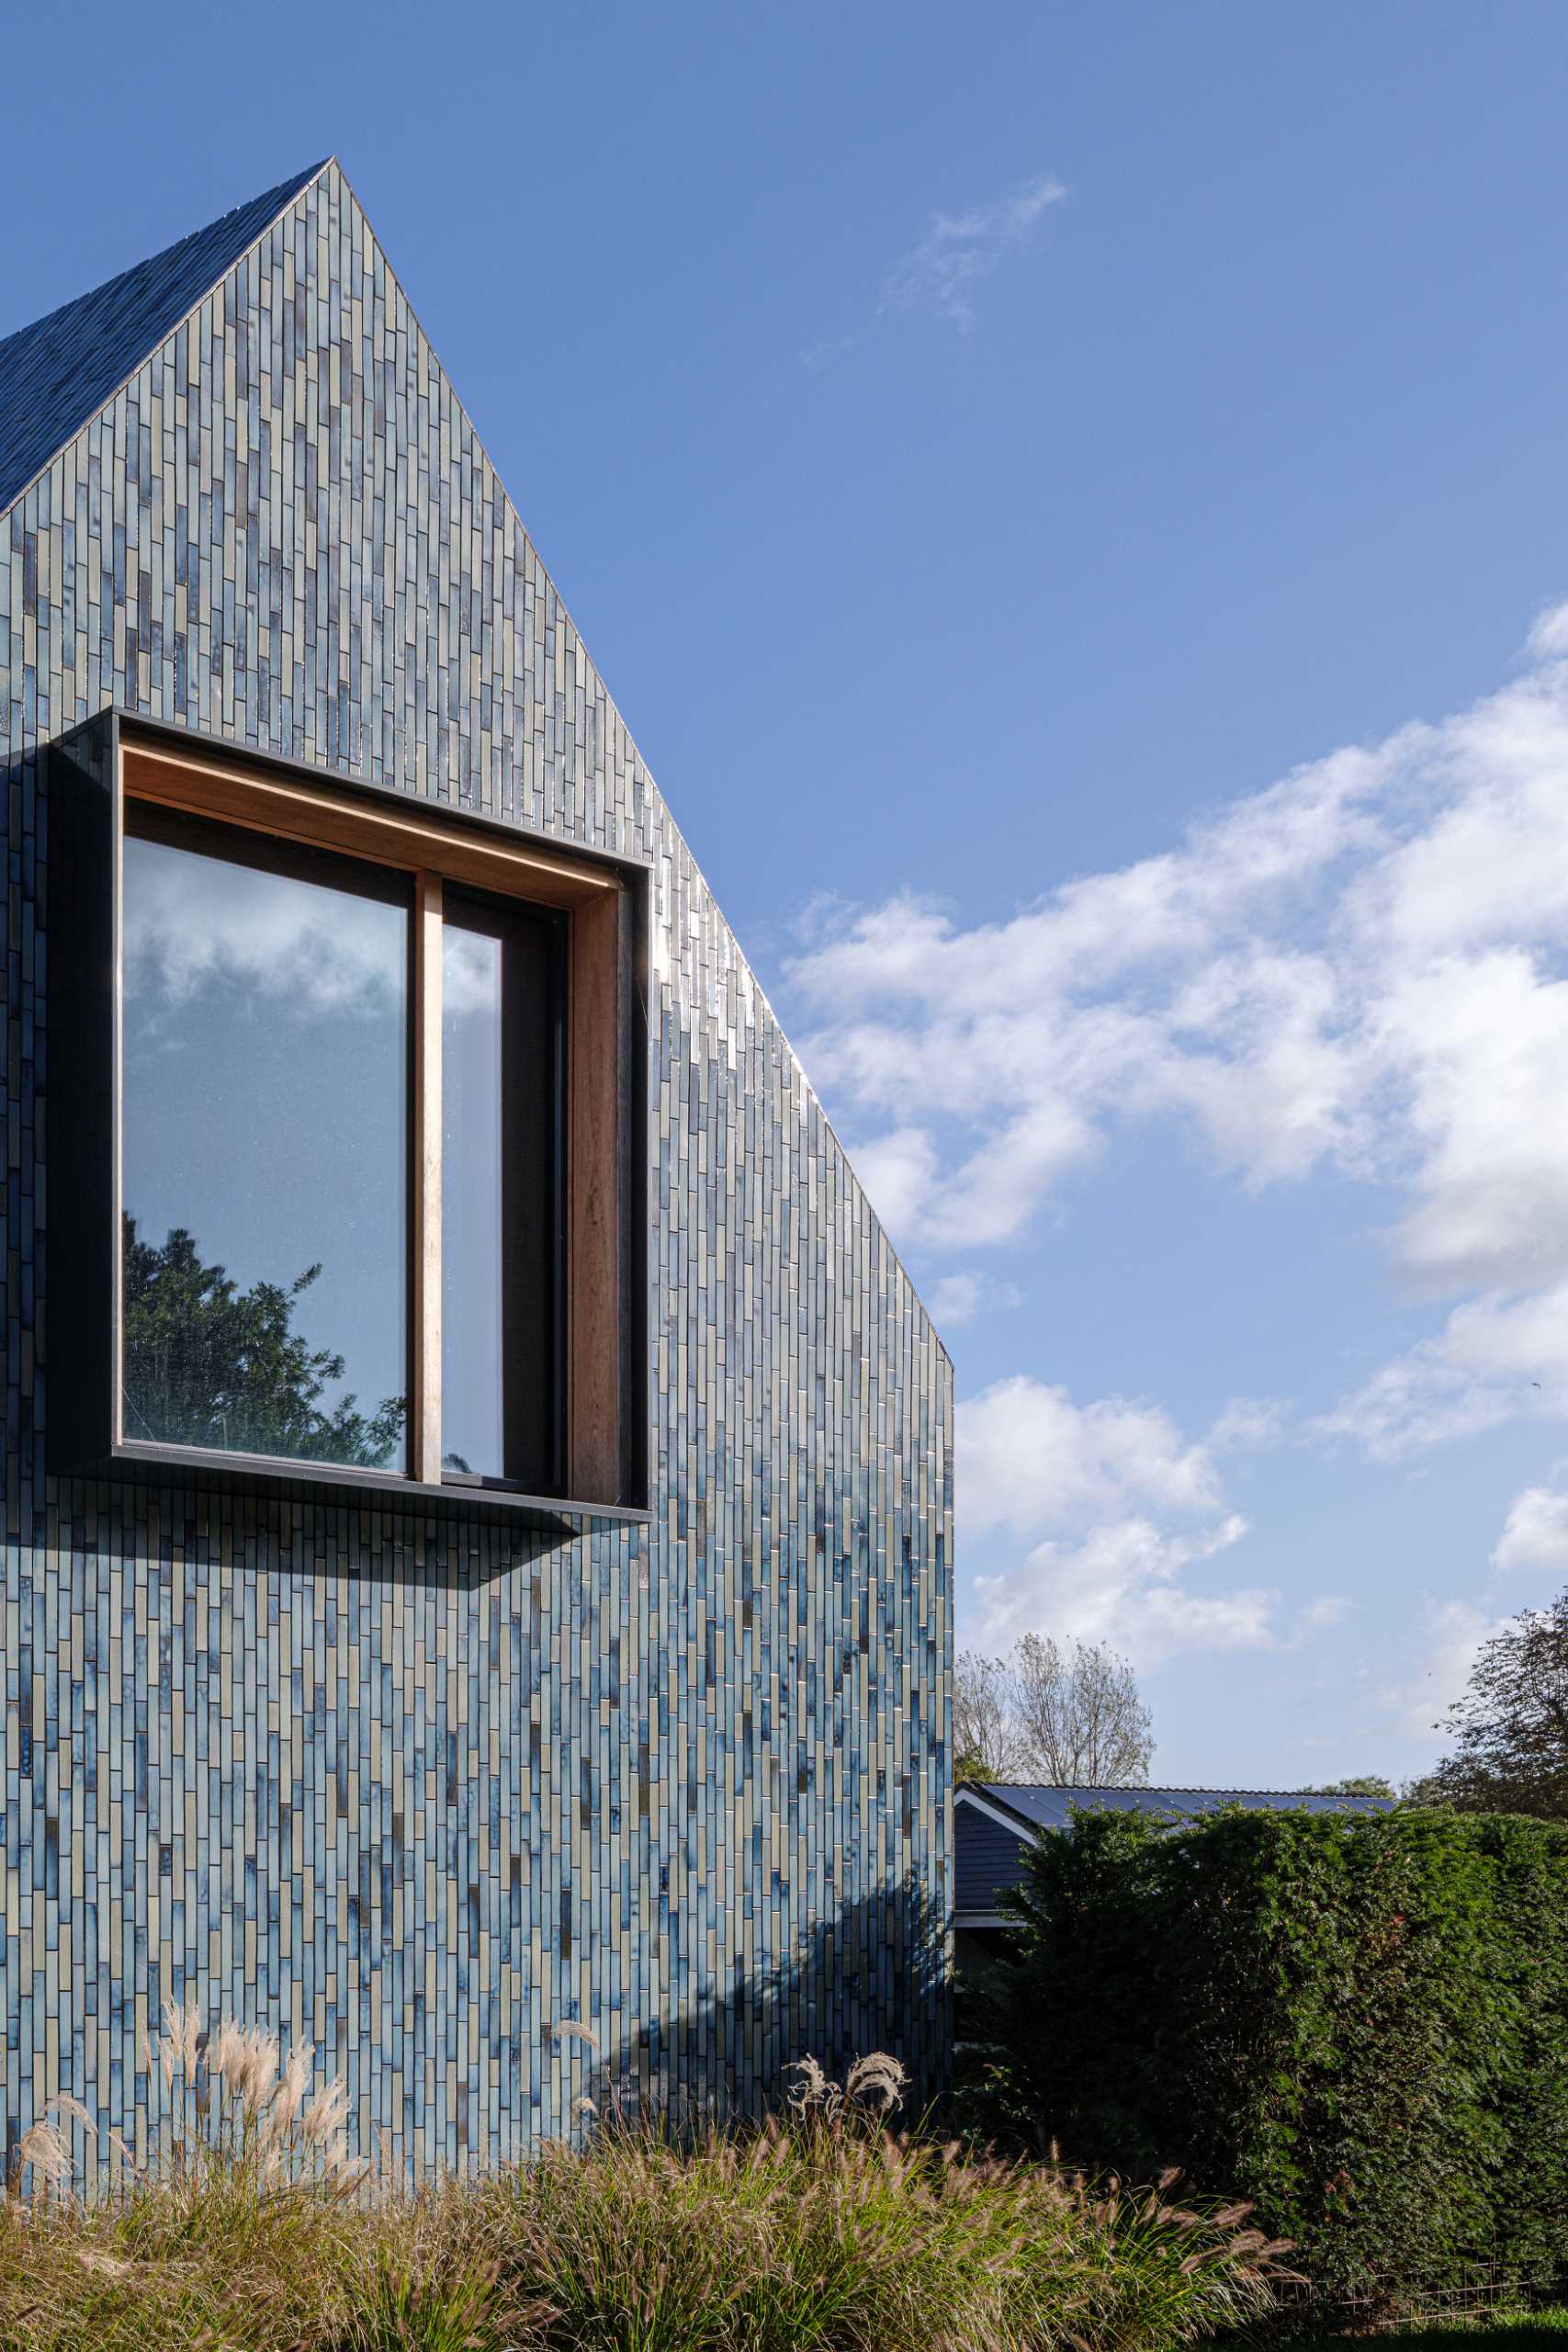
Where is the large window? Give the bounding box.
[50,717,648,1520]
[121,809,416,1473]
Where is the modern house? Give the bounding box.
[955,1781,1394,1959]
[0,162,953,2169]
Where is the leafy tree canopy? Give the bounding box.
[1414,1592,1568,1818]
[121,1217,405,1469]
[1304,1774,1397,1800]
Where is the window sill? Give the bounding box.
[61,1441,651,1534]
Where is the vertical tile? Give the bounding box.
[0,161,953,2176]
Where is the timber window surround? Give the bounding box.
[50,714,649,1522]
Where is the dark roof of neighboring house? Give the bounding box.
[974,1781,1394,1832]
[955,1781,1394,1917]
[0,161,328,517]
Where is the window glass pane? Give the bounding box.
[120,809,410,1471]
[442,892,561,1488]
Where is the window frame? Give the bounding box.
[48,709,650,1529]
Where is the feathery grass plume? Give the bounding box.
[211,2022,280,2123]
[168,1996,205,2074]
[207,2016,246,2084]
[783,2052,833,2117]
[155,1995,205,2096]
[843,2052,909,2114]
[299,2075,349,2150]
[16,2121,73,2191]
[263,2040,313,2148]
[784,2049,908,2127]
[0,2007,1289,2352]
[104,2126,143,2177]
[45,2091,99,2160]
[549,2019,602,2052]
[47,2093,97,2131]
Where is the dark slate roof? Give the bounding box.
[955,1782,1395,1917]
[0,161,328,517]
[956,1803,1040,1912]
[976,1782,1394,1832]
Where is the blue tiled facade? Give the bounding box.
[0,162,953,2166]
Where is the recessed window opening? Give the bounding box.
[49,725,649,1513]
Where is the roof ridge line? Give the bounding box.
[983,1781,1378,1796]
[0,157,333,525]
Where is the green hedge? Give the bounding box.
[967,1807,1568,2296]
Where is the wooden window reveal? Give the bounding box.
[109,735,645,1510]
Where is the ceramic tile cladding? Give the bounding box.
[0,161,953,2170]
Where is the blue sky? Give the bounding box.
[10,0,1568,1783]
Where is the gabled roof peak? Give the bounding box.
[0,159,330,518]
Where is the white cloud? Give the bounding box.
[1527,602,1568,661]
[955,1373,1313,1665]
[975,1514,1269,1667]
[787,602,1568,1459]
[1492,1474,1568,1573]
[1209,1396,1289,1452]
[1294,1594,1353,1636]
[124,832,405,1016]
[926,1270,1022,1328]
[880,175,1068,330]
[1366,1599,1504,1740]
[961,1374,1228,1536]
[839,1127,941,1237]
[1314,1281,1568,1460]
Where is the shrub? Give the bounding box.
[0,2005,1285,2352]
[964,1805,1568,2300]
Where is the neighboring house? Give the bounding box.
[0,161,953,2170]
[955,1781,1394,1958]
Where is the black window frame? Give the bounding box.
[438,880,569,1497]
[47,709,651,1532]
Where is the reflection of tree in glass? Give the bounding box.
[121,1217,405,1467]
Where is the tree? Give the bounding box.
[1304,1775,1396,1800]
[1416,1593,1568,1818]
[121,1217,405,1469]
[953,1634,1153,1785]
[953,1650,1029,1782]
[1010,1633,1154,1785]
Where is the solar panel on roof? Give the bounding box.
[976,1782,1394,1833]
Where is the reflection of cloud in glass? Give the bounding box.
[126,850,535,1024]
[121,828,410,1468]
[123,845,404,1015]
[441,922,504,1017]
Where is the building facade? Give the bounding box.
[0,161,953,2168]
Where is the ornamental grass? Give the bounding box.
[0,2005,1288,2352]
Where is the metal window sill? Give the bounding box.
[58,1441,651,1534]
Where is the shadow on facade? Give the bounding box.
[81,1495,573,1594]
[592,1870,953,2125]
